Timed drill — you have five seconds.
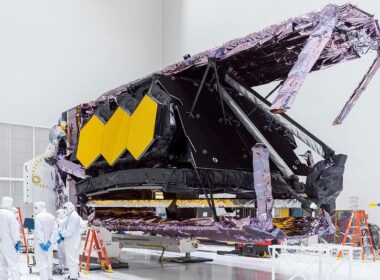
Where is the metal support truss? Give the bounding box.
[218,85,294,177]
[225,74,334,159]
[189,58,227,122]
[333,53,380,125]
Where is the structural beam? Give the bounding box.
[218,85,294,177]
[270,4,339,114]
[333,53,380,125]
[225,74,334,159]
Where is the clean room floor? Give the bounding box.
[17,245,380,280]
[19,256,277,280]
[18,245,282,280]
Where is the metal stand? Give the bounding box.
[165,252,213,264]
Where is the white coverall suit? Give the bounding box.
[34,202,56,280]
[0,197,21,280]
[61,202,83,279]
[56,209,67,270]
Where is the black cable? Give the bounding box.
[206,174,218,215]
[189,64,211,117]
[193,167,219,222]
[213,64,227,123]
[264,81,283,100]
[165,168,176,191]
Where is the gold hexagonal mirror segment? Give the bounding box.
[76,115,105,169]
[127,95,158,160]
[102,107,131,166]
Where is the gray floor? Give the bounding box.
[118,261,273,280]
[20,248,284,280]
[18,244,380,279]
[115,256,277,280]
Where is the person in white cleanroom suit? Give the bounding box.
[59,202,82,280]
[0,197,21,280]
[11,207,21,233]
[12,207,18,218]
[34,201,56,280]
[56,208,67,273]
[1,197,14,211]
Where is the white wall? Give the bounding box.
[161,0,380,224]
[0,0,162,127]
[0,122,50,218]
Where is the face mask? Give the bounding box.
[34,201,46,215]
[34,206,40,216]
[1,197,13,210]
[57,210,64,219]
[63,206,69,216]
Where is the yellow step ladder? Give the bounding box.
[80,228,113,274]
[337,210,376,262]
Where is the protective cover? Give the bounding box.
[76,167,304,199]
[252,143,273,231]
[89,210,335,243]
[305,154,347,207]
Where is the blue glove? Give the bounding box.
[44,240,52,251]
[15,241,21,252]
[57,233,64,244]
[39,243,45,251]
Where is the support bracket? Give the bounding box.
[189,58,227,122]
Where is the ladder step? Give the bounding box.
[83,248,104,252]
[340,210,377,263]
[80,228,112,273]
